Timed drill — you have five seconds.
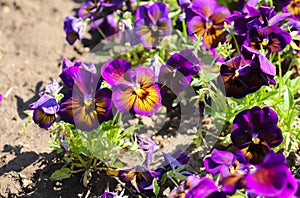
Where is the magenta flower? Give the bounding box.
[186,0,230,49]
[100,192,118,198]
[204,149,248,178]
[134,2,172,49]
[78,0,101,20]
[219,54,276,99]
[169,175,226,198]
[29,94,59,129]
[231,106,283,164]
[245,152,298,197]
[63,16,84,45]
[158,50,202,95]
[0,93,2,102]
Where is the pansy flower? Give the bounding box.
[280,0,300,20]
[245,152,298,197]
[90,14,119,38]
[63,16,84,45]
[118,165,159,193]
[231,106,283,164]
[137,135,160,168]
[219,54,276,99]
[158,50,202,95]
[58,61,112,131]
[186,0,230,49]
[134,2,172,49]
[169,175,226,198]
[245,19,292,54]
[107,65,161,116]
[78,0,102,20]
[177,0,191,9]
[29,94,59,129]
[204,149,248,178]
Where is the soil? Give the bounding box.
[0,1,299,198]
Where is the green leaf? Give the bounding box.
[152,178,160,197]
[283,86,294,111]
[50,168,71,180]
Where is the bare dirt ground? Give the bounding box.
[0,0,96,197]
[0,1,299,197]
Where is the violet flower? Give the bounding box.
[245,152,298,197]
[186,0,230,49]
[0,93,2,102]
[134,2,172,49]
[177,0,191,9]
[158,50,202,95]
[63,16,84,45]
[219,54,276,99]
[29,94,59,129]
[280,0,300,20]
[169,175,226,198]
[100,192,118,198]
[118,166,159,193]
[204,149,248,178]
[137,135,160,168]
[245,19,292,54]
[58,62,112,131]
[78,0,101,20]
[39,80,60,97]
[90,14,119,38]
[231,106,283,164]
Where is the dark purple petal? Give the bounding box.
[177,0,191,8]
[269,13,292,26]
[101,58,132,86]
[204,157,221,174]
[63,16,84,45]
[135,4,150,21]
[78,1,100,20]
[32,110,56,129]
[91,14,119,38]
[220,175,245,194]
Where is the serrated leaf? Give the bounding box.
[50,168,71,180]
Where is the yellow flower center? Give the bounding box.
[252,136,260,144]
[262,38,269,46]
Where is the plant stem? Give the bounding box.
[182,19,188,38]
[232,34,241,55]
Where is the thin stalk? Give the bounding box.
[232,34,241,55]
[182,19,188,38]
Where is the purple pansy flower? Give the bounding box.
[177,0,191,9]
[158,50,202,95]
[63,16,84,45]
[90,14,119,38]
[280,0,300,20]
[100,192,118,198]
[134,2,172,49]
[245,152,298,197]
[204,149,248,178]
[78,0,102,20]
[58,64,112,131]
[219,54,276,99]
[118,165,159,193]
[169,175,226,198]
[39,80,60,97]
[29,94,59,129]
[245,19,292,54]
[186,0,230,49]
[231,106,283,164]
[137,135,160,168]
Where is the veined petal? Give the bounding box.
[112,84,136,113]
[133,84,161,116]
[33,110,56,129]
[187,16,206,38]
[148,2,169,23]
[134,67,156,88]
[157,17,172,36]
[101,58,132,86]
[136,4,150,21]
[29,94,59,115]
[191,0,217,17]
[210,6,230,25]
